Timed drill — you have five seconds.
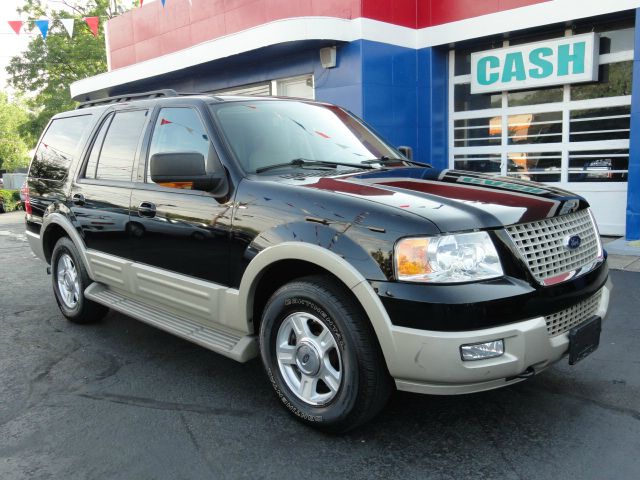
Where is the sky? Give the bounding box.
[0,0,158,95]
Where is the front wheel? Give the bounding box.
[259,275,392,432]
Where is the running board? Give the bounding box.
[85,283,257,362]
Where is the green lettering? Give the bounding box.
[528,47,553,79]
[477,56,500,85]
[558,41,585,76]
[502,52,526,82]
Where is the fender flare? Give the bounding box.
[41,212,93,278]
[238,242,400,372]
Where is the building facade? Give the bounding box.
[72,0,640,238]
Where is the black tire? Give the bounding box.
[259,275,392,432]
[51,237,108,324]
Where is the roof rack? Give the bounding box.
[76,89,179,109]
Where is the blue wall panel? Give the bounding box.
[627,9,640,240]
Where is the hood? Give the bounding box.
[282,167,587,232]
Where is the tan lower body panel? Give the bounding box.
[85,250,247,333]
[390,281,611,395]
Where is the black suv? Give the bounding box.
[25,90,610,431]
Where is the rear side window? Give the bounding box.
[86,110,148,182]
[30,115,93,181]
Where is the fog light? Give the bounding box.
[460,340,504,361]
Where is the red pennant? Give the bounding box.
[8,21,23,35]
[84,17,99,37]
[140,0,144,6]
[160,118,172,125]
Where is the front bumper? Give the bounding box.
[389,279,611,395]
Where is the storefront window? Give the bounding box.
[453,154,502,173]
[454,117,500,147]
[506,152,562,183]
[598,28,635,54]
[454,84,501,111]
[570,106,630,142]
[507,87,563,107]
[507,112,562,145]
[568,149,629,182]
[571,61,633,100]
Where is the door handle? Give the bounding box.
[72,193,85,206]
[138,201,156,218]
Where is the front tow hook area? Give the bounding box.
[506,366,536,382]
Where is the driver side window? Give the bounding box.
[147,107,210,189]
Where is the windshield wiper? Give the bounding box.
[255,158,374,174]
[362,156,432,168]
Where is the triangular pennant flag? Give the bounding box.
[60,18,74,38]
[161,0,166,7]
[160,118,172,125]
[34,19,49,39]
[140,0,144,6]
[8,21,23,35]
[83,17,99,37]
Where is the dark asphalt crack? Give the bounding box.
[76,392,254,416]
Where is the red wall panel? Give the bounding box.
[107,0,551,70]
[421,0,549,27]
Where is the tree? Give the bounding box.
[7,1,128,141]
[0,93,30,173]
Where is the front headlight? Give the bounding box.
[394,231,503,283]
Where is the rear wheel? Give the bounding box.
[259,275,392,432]
[51,237,108,324]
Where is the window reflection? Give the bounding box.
[570,106,630,142]
[453,154,502,174]
[507,152,562,182]
[505,112,562,144]
[571,61,632,100]
[568,149,628,182]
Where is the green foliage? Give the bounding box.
[7,1,126,141]
[0,189,22,212]
[0,93,30,172]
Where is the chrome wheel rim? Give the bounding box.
[276,312,342,406]
[56,253,80,309]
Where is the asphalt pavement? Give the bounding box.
[1,210,639,480]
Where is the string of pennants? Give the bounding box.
[7,18,99,39]
[5,0,194,40]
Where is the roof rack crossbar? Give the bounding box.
[77,89,179,109]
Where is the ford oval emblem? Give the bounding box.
[564,234,582,250]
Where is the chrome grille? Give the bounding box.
[505,209,600,284]
[544,289,602,336]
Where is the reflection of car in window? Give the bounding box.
[24,90,611,432]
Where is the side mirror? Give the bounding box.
[150,152,226,192]
[398,146,413,160]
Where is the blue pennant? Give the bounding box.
[34,19,49,40]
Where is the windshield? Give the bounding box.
[209,100,400,173]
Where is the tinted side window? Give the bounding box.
[147,108,210,189]
[83,113,114,179]
[96,110,148,182]
[30,115,93,181]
